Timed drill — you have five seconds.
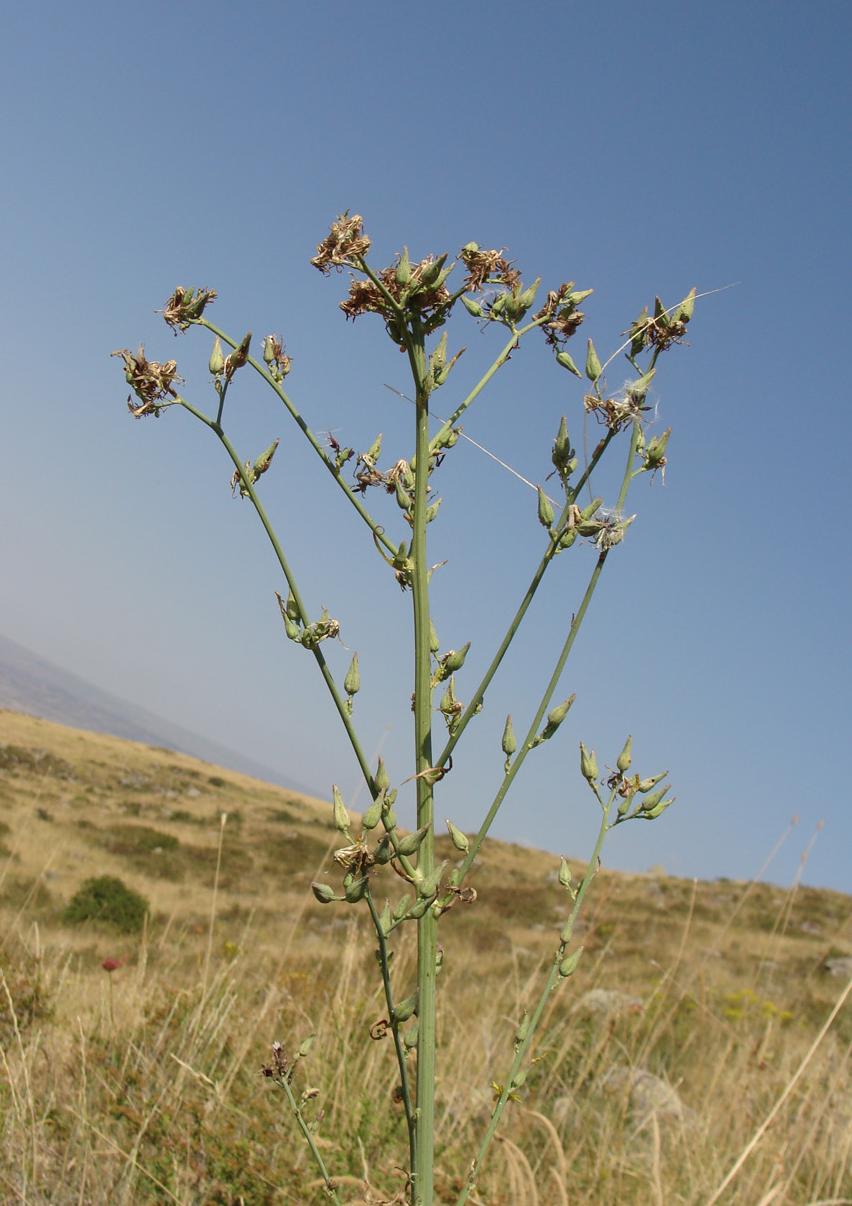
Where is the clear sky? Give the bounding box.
[1,1,850,891]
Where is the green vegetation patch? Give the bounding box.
[63,874,150,933]
[0,743,73,778]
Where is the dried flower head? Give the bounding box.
[583,387,649,432]
[161,286,217,332]
[535,282,590,348]
[101,958,121,973]
[112,346,181,417]
[262,334,292,381]
[311,212,372,274]
[458,242,521,292]
[339,256,452,324]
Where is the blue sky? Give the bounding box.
[1,1,850,891]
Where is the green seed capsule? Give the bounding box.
[537,486,554,528]
[332,785,350,833]
[395,479,413,511]
[580,743,599,783]
[374,836,393,864]
[461,295,483,318]
[344,653,361,697]
[284,616,300,642]
[429,621,440,654]
[393,894,412,922]
[417,861,446,899]
[395,993,418,1023]
[556,351,582,376]
[396,826,429,857]
[502,715,517,758]
[558,857,572,889]
[426,498,442,524]
[375,757,390,793]
[344,875,367,903]
[638,771,668,793]
[403,1021,419,1050]
[548,695,575,729]
[559,528,577,549]
[447,819,469,853]
[444,641,471,673]
[617,735,633,773]
[585,338,602,382]
[639,784,670,811]
[406,896,431,920]
[208,336,225,376]
[581,497,604,520]
[559,947,584,978]
[395,247,411,286]
[365,433,382,464]
[362,796,382,830]
[311,882,336,904]
[678,287,696,322]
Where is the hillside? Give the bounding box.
[0,633,313,793]
[0,708,850,1204]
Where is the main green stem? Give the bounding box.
[409,324,437,1206]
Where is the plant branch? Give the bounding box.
[434,429,616,769]
[275,1072,343,1204]
[366,889,417,1176]
[456,790,614,1205]
[195,318,396,555]
[177,397,380,801]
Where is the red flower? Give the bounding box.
[101,958,121,973]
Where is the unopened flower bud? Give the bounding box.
[365,433,382,464]
[344,653,361,698]
[558,857,572,889]
[645,427,671,468]
[580,743,599,783]
[537,486,554,528]
[375,757,390,793]
[443,642,471,673]
[556,351,582,377]
[617,735,633,773]
[393,894,412,922]
[395,247,412,286]
[262,335,277,365]
[446,819,469,854]
[639,784,670,811]
[585,338,602,382]
[461,295,483,317]
[396,825,429,857]
[394,993,418,1023]
[558,947,584,978]
[208,337,225,376]
[501,715,517,758]
[332,785,350,833]
[362,796,382,831]
[344,874,367,903]
[311,882,336,904]
[638,771,668,793]
[677,287,696,322]
[429,621,440,654]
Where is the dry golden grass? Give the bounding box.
[1,708,850,1204]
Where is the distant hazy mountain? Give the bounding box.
[0,633,315,795]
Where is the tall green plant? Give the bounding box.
[114,214,696,1204]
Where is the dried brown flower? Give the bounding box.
[583,391,646,431]
[339,258,452,324]
[458,243,521,292]
[534,282,590,348]
[311,212,372,274]
[112,346,182,417]
[161,286,217,331]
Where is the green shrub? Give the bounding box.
[63,875,149,933]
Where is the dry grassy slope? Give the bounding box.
[1,707,851,1204]
[1,705,849,990]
